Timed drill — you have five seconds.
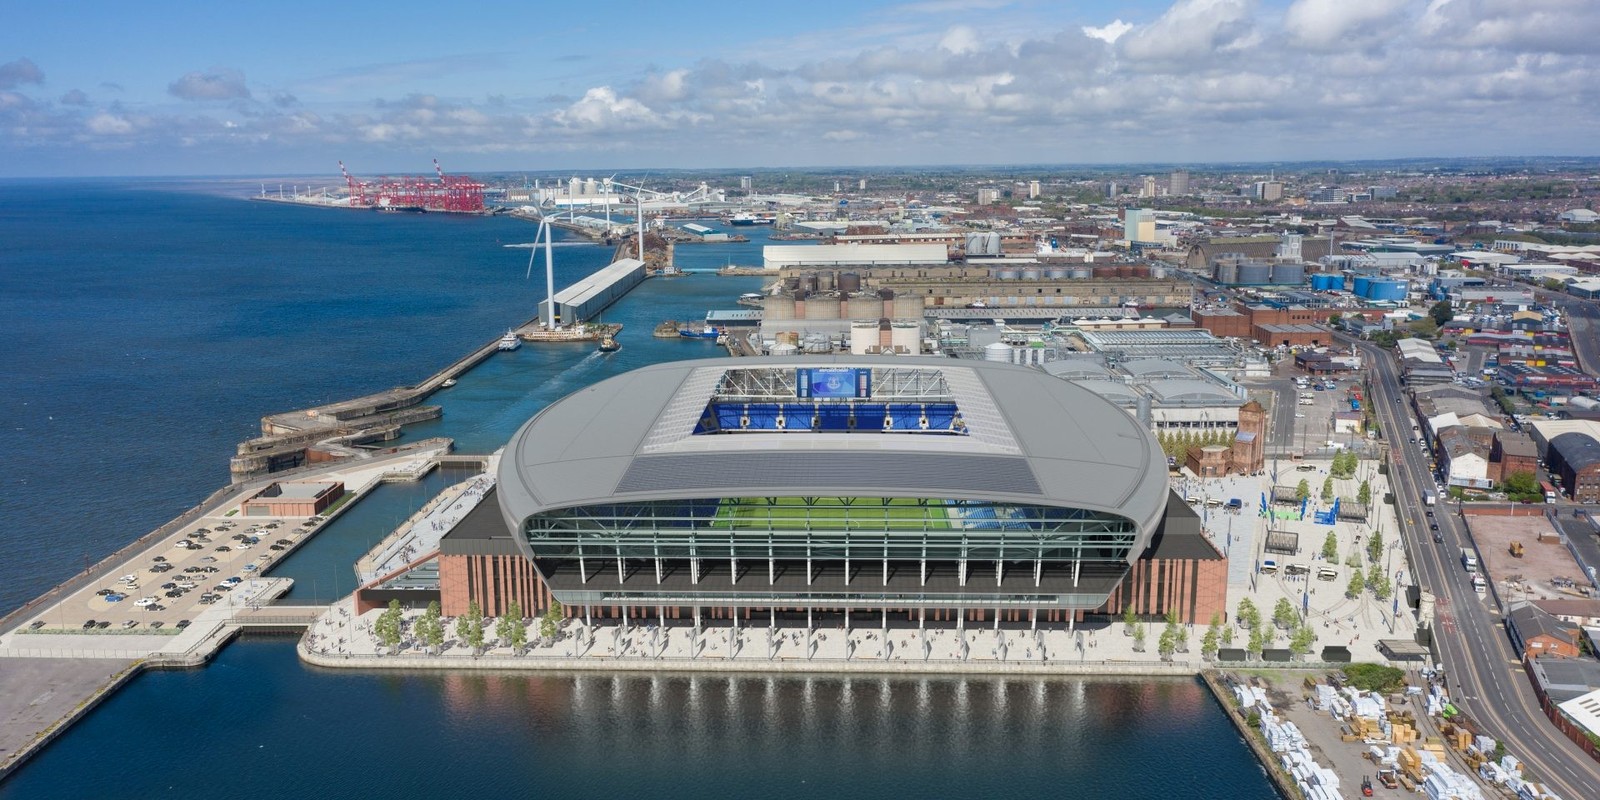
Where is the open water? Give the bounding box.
[0,181,1278,799]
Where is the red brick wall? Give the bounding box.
[439,554,552,617]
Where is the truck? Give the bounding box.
[1461,548,1478,572]
[1424,492,1436,506]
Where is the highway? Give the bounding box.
[1350,333,1600,799]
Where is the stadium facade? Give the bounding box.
[431,356,1226,628]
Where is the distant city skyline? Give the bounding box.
[2,0,1597,177]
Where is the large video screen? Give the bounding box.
[797,367,871,399]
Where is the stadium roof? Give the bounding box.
[498,356,1169,535]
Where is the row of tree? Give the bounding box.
[371,599,567,656]
[1155,429,1237,458]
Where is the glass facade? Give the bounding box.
[522,497,1138,566]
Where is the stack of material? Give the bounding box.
[1475,736,1497,754]
[1478,762,1506,785]
[1233,684,1269,710]
[1421,764,1485,800]
[1281,747,1341,800]
[1426,684,1449,716]
[1314,683,1346,715]
[1255,708,1341,800]
[1514,781,1563,800]
[1261,713,1308,753]
[1350,689,1387,719]
[1367,745,1401,766]
[1498,755,1522,777]
[1390,719,1419,744]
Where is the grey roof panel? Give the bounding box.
[498,355,1169,539]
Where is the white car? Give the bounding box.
[134,597,157,607]
[1294,413,1305,418]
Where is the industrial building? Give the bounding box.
[422,357,1228,628]
[536,258,648,325]
[241,481,344,517]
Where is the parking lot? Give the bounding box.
[19,513,325,635]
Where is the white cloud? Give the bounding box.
[938,25,980,55]
[1285,0,1410,48]
[1118,0,1259,64]
[86,112,133,135]
[168,68,251,101]
[1082,20,1133,45]
[551,86,661,131]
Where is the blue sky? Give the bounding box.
[2,0,1597,176]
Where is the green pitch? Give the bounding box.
[712,497,954,531]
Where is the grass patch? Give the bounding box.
[712,497,954,531]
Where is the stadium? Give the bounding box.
[419,356,1226,630]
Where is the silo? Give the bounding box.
[984,342,1013,362]
[770,342,799,356]
[1148,265,1167,279]
[804,293,842,319]
[818,271,835,291]
[801,273,819,293]
[1310,274,1341,291]
[1020,268,1042,281]
[1094,266,1118,279]
[762,293,797,321]
[849,320,880,355]
[1352,275,1372,297]
[892,293,925,319]
[1045,268,1069,280]
[890,321,920,353]
[837,272,862,294]
[995,269,1021,281]
[1131,265,1150,278]
[1270,263,1305,286]
[1238,263,1272,285]
[846,293,884,320]
[1215,261,1239,285]
[1070,267,1092,279]
[1369,279,1408,301]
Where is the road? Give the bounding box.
[1349,333,1600,799]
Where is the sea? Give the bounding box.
[0,180,1278,799]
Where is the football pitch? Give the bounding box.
[713,497,956,531]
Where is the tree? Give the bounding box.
[1342,663,1406,692]
[1289,623,1316,658]
[1358,479,1372,506]
[1368,565,1392,600]
[494,601,526,652]
[1368,528,1384,565]
[1158,626,1177,661]
[456,600,486,654]
[1328,312,1343,326]
[1202,613,1222,660]
[1346,551,1364,569]
[1295,478,1311,503]
[1272,597,1297,630]
[1236,597,1259,631]
[1409,316,1439,338]
[419,601,444,653]
[1503,470,1539,499]
[1132,622,1146,652]
[1247,623,1265,658]
[539,599,564,642]
[1221,624,1234,647]
[1321,531,1339,561]
[1123,604,1138,635]
[1162,609,1185,657]
[1428,300,1454,327]
[1347,570,1366,598]
[1321,475,1335,502]
[375,599,404,654]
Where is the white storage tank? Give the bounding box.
[890,321,920,353]
[803,294,842,319]
[984,342,1013,362]
[891,293,925,319]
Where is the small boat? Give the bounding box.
[598,334,620,353]
[497,330,522,351]
[441,378,458,388]
[679,325,721,339]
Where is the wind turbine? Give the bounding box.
[526,209,576,330]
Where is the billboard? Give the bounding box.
[796,367,871,399]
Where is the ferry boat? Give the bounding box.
[728,212,773,226]
[497,330,522,351]
[598,333,621,353]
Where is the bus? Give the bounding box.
[1539,480,1558,504]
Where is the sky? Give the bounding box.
[2,0,1598,177]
